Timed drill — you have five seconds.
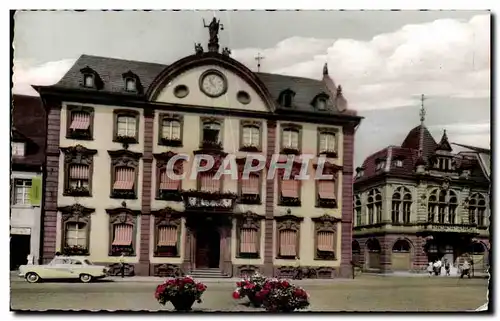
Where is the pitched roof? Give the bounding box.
[46,54,347,115]
[12,94,46,169]
[355,123,488,185]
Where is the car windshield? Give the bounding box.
[83,259,93,265]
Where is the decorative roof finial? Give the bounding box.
[420,94,426,124]
[323,62,328,76]
[255,52,265,72]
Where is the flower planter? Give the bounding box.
[247,292,262,307]
[170,295,196,311]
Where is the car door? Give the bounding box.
[49,258,73,279]
[67,259,83,278]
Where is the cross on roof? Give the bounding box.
[255,53,265,72]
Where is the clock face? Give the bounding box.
[200,72,227,97]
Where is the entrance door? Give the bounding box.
[10,235,31,270]
[195,229,220,268]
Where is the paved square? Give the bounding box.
[10,275,488,312]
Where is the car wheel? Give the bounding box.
[25,272,40,283]
[79,274,92,283]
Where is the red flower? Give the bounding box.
[236,281,242,287]
[184,277,195,284]
[232,290,241,299]
[281,280,289,287]
[196,283,207,291]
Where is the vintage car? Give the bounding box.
[18,256,109,283]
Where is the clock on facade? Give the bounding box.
[199,70,227,98]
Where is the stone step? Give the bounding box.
[189,269,230,278]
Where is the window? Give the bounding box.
[11,142,25,157]
[65,222,87,247]
[316,180,337,208]
[394,159,403,167]
[240,229,258,254]
[319,132,335,152]
[469,193,487,226]
[239,120,262,152]
[68,164,90,193]
[242,125,260,147]
[239,173,261,204]
[427,189,458,224]
[200,119,223,150]
[66,106,94,140]
[392,240,411,253]
[162,119,181,140]
[13,179,31,205]
[435,157,452,171]
[117,116,137,137]
[275,216,302,259]
[62,145,96,197]
[279,176,301,206]
[158,113,183,147]
[113,110,139,144]
[107,208,139,256]
[354,195,362,226]
[152,210,181,257]
[109,150,141,199]
[199,172,220,193]
[236,212,262,258]
[313,214,338,260]
[316,98,327,110]
[125,78,136,92]
[367,189,382,225]
[375,160,385,171]
[281,124,302,154]
[83,75,94,88]
[391,187,412,224]
[280,90,295,107]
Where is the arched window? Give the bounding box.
[367,238,381,253]
[367,189,382,225]
[428,189,458,224]
[354,195,362,226]
[392,187,412,224]
[469,193,487,226]
[392,239,411,253]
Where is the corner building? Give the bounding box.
[36,39,361,278]
[352,107,490,274]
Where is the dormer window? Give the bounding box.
[279,89,295,108]
[125,78,136,92]
[80,66,103,90]
[122,71,142,94]
[317,98,327,110]
[434,157,452,171]
[312,93,329,111]
[83,74,94,88]
[375,159,386,171]
[393,158,403,167]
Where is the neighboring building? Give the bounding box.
[34,25,362,278]
[452,143,491,181]
[352,99,490,273]
[10,94,46,269]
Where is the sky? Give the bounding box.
[12,10,491,166]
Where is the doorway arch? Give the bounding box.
[392,239,412,271]
[366,238,381,269]
[352,240,361,265]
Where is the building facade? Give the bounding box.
[35,29,361,278]
[353,103,490,273]
[11,95,46,269]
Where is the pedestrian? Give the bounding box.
[119,253,125,278]
[436,258,443,275]
[55,251,61,258]
[427,261,434,276]
[460,259,471,279]
[444,259,451,276]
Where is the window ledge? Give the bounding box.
[239,145,261,152]
[11,204,34,209]
[279,197,301,207]
[153,253,181,258]
[318,151,338,158]
[113,136,138,144]
[63,189,91,197]
[66,133,93,141]
[110,190,137,199]
[315,199,338,209]
[159,138,183,147]
[281,147,301,155]
[236,253,260,259]
[156,190,183,202]
[276,256,299,260]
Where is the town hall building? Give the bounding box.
[352,96,490,274]
[34,19,362,278]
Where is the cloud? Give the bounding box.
[12,59,76,96]
[233,14,490,111]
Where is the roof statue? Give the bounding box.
[203,17,224,52]
[323,62,328,76]
[194,43,204,55]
